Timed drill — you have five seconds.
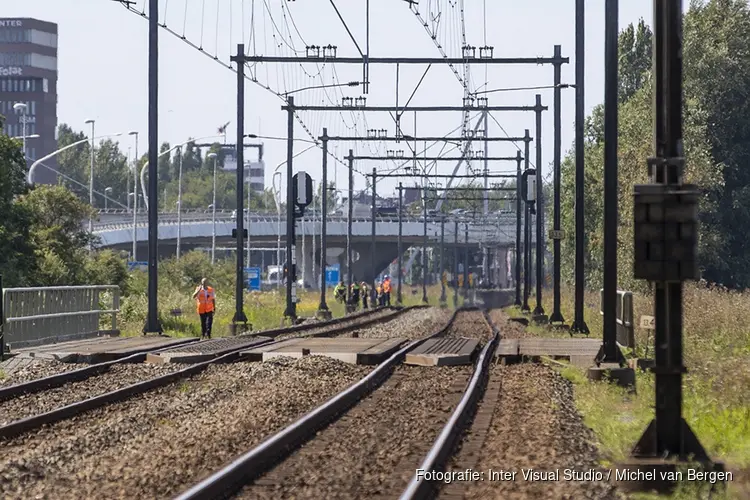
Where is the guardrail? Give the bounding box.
[91,215,517,232]
[599,288,634,348]
[1,285,120,352]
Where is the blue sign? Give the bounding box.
[325,265,340,288]
[127,261,148,271]
[245,267,261,291]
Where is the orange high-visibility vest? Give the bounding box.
[196,286,215,314]
[383,280,392,293]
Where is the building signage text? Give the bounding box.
[0,20,23,28]
[0,66,23,76]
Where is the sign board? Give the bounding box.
[127,261,147,271]
[549,229,566,240]
[640,315,655,330]
[0,67,23,77]
[292,171,313,208]
[325,265,340,287]
[245,267,261,291]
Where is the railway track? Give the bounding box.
[175,308,499,500]
[0,306,415,441]
[0,306,449,500]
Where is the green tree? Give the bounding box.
[619,18,653,103]
[0,122,36,286]
[19,185,98,285]
[683,0,750,287]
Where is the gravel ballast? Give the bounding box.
[238,365,473,499]
[0,359,88,387]
[489,308,530,339]
[237,310,489,499]
[336,307,454,341]
[274,308,397,341]
[0,363,183,426]
[458,363,622,500]
[0,356,369,500]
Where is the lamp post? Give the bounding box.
[104,187,113,210]
[27,132,122,185]
[85,119,96,240]
[129,131,139,260]
[208,152,218,264]
[12,103,27,165]
[273,171,282,288]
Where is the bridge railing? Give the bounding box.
[1,285,120,351]
[91,214,518,231]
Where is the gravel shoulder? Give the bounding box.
[0,358,88,387]
[335,307,454,341]
[274,308,397,341]
[237,365,472,499]
[458,363,622,500]
[489,308,531,339]
[0,363,183,426]
[0,357,370,500]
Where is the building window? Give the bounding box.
[0,53,27,65]
[29,30,58,49]
[43,79,48,93]
[29,54,56,71]
[0,79,5,91]
[30,101,35,115]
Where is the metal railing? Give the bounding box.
[92,214,517,231]
[2,285,120,351]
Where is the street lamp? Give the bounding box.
[128,131,139,261]
[27,132,122,184]
[104,187,113,210]
[139,135,223,208]
[207,152,218,264]
[85,119,96,240]
[13,103,27,164]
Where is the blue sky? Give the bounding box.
[7,0,661,197]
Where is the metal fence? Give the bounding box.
[1,285,120,351]
[599,288,634,349]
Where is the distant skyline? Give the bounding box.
[4,0,663,199]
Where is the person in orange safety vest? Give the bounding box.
[382,275,392,306]
[192,278,216,339]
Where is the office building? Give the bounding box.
[0,18,58,184]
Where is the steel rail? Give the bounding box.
[0,307,412,440]
[0,337,199,402]
[173,307,465,500]
[247,305,419,339]
[399,309,501,500]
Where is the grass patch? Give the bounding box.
[518,284,750,498]
[117,254,452,338]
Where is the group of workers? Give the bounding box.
[192,273,396,340]
[333,275,392,311]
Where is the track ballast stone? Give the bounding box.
[459,363,623,500]
[0,359,88,387]
[274,308,396,341]
[0,363,183,426]
[336,307,454,340]
[237,309,486,499]
[0,356,369,500]
[238,365,473,499]
[489,308,530,339]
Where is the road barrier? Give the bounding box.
[2,285,120,350]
